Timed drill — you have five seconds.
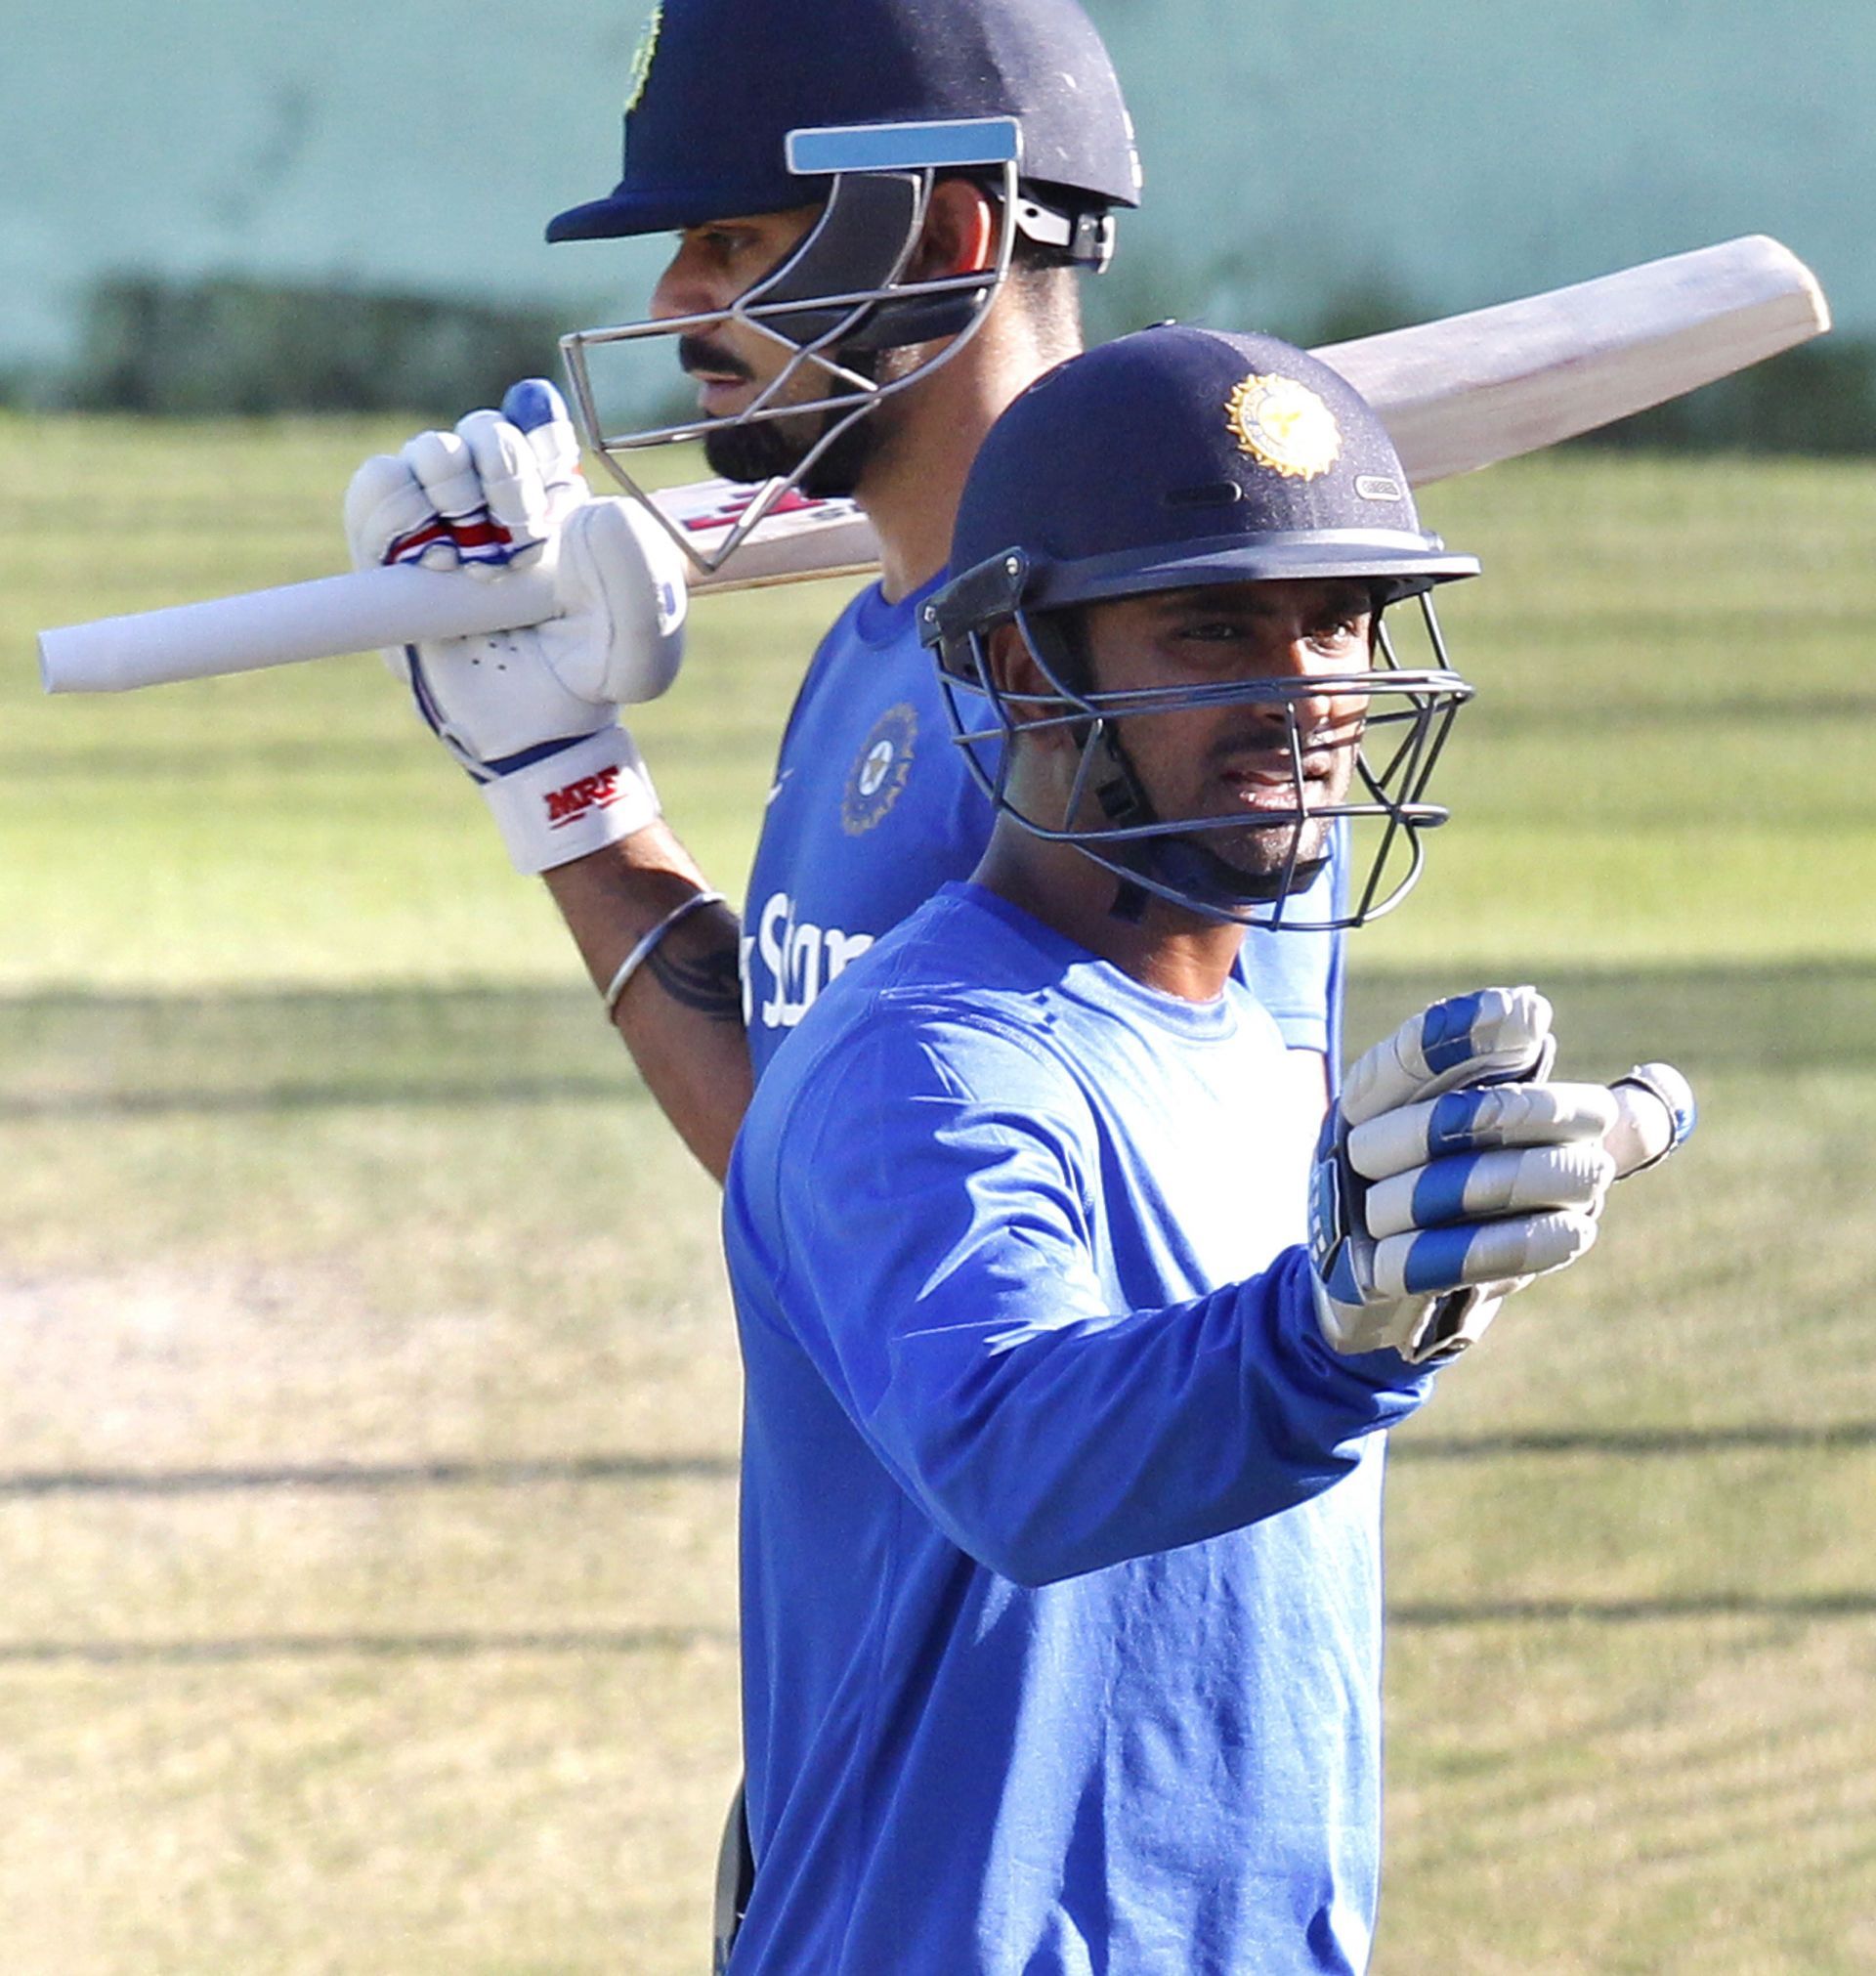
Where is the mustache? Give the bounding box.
[677,334,755,383]
[1207,718,1364,772]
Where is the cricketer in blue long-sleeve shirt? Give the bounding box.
[723,883,1434,1975]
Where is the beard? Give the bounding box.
[1189,717,1361,899]
[703,404,880,498]
[1204,808,1338,894]
[695,339,919,498]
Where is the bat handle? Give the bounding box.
[38,556,564,694]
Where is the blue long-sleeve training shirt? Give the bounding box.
[723,882,1431,1975]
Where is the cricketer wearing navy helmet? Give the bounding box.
[547,0,1140,516]
[342,0,1348,1198]
[721,324,1695,1972]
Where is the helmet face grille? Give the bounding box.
[934,594,1474,933]
[558,156,1023,577]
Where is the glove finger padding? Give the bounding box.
[502,377,585,493]
[1320,1277,1515,1362]
[1370,1206,1600,1301]
[1363,1139,1616,1242]
[1347,1079,1619,1182]
[1607,1062,1697,1178]
[1339,985,1556,1127]
[457,408,556,567]
[402,426,523,575]
[403,427,485,524]
[1390,1277,1528,1365]
[344,452,452,575]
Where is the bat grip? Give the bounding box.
[38,558,563,694]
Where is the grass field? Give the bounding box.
[3,413,1875,1973]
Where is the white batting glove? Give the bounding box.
[1309,987,1696,1364]
[343,378,689,874]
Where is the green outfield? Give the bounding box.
[2,414,1874,1974]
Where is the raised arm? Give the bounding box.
[542,829,751,1179]
[732,1013,1426,1588]
[343,379,754,1179]
[733,989,1692,1584]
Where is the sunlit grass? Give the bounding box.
[2,421,1873,1972]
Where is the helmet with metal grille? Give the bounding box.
[546,0,1141,573]
[919,324,1480,929]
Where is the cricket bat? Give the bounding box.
[37,234,1827,696]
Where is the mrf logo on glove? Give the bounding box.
[546,766,626,828]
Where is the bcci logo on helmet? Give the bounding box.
[1225,373,1343,482]
[842,703,918,836]
[622,2,664,118]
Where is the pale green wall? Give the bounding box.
[1094,0,1862,337]
[6,2,1867,382]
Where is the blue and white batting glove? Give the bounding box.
[343,378,689,875]
[1309,986,1696,1364]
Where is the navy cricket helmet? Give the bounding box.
[548,0,1139,245]
[548,0,1141,576]
[920,324,1481,929]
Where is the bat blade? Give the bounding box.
[651,478,880,592]
[1316,235,1828,484]
[36,236,1828,696]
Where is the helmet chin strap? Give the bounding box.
[1146,835,1331,918]
[1107,877,1151,924]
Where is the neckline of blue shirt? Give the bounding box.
[850,567,950,648]
[937,881,1241,1044]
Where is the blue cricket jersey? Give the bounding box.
[722,883,1433,1975]
[740,577,1344,1083]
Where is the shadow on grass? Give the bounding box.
[3,1422,1870,1502]
[1390,1593,1876,1626]
[0,1627,738,1666]
[5,1594,1872,1668]
[0,982,641,1117]
[2,1076,634,1118]
[0,1453,737,1496]
[4,959,1876,1120]
[1343,956,1876,1078]
[1390,1422,1876,1460]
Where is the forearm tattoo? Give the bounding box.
[648,928,746,1024]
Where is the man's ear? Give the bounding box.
[912,179,997,280]
[985,622,1063,740]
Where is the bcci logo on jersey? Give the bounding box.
[842,703,918,836]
